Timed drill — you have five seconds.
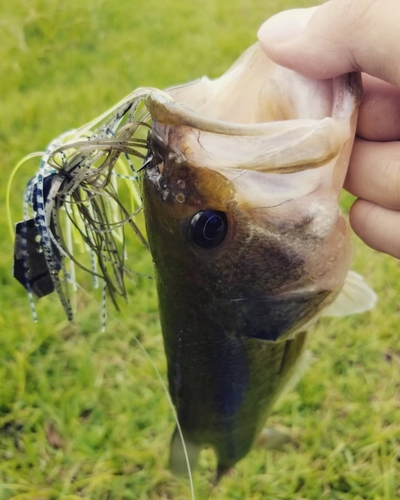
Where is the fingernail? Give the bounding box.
[258,7,317,46]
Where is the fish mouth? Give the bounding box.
[146,43,361,176]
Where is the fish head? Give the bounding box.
[143,45,361,342]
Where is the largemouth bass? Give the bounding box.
[13,42,376,481]
[141,44,376,477]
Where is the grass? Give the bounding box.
[0,0,399,498]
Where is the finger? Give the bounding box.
[357,75,400,141]
[349,199,400,259]
[345,138,400,210]
[258,0,400,88]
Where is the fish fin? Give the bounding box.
[275,348,312,407]
[256,428,291,450]
[169,426,201,477]
[322,271,377,317]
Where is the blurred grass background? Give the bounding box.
[0,0,399,499]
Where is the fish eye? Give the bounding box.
[188,210,228,249]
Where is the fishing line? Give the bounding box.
[74,282,196,499]
[113,314,196,499]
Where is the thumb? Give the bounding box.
[258,0,400,87]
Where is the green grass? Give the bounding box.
[0,0,399,498]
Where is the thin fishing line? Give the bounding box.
[75,282,196,500]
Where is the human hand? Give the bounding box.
[258,0,400,259]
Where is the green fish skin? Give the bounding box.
[141,44,371,476]
[142,141,344,476]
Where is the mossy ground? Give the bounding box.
[0,1,399,499]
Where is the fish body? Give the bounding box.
[141,44,373,475]
[142,155,316,472]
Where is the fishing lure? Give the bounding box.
[13,89,157,325]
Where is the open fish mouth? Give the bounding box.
[147,43,361,178]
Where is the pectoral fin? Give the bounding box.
[323,271,377,317]
[256,428,291,450]
[275,346,312,406]
[169,427,201,477]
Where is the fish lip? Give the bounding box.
[147,91,315,136]
[147,99,346,174]
[147,90,344,138]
